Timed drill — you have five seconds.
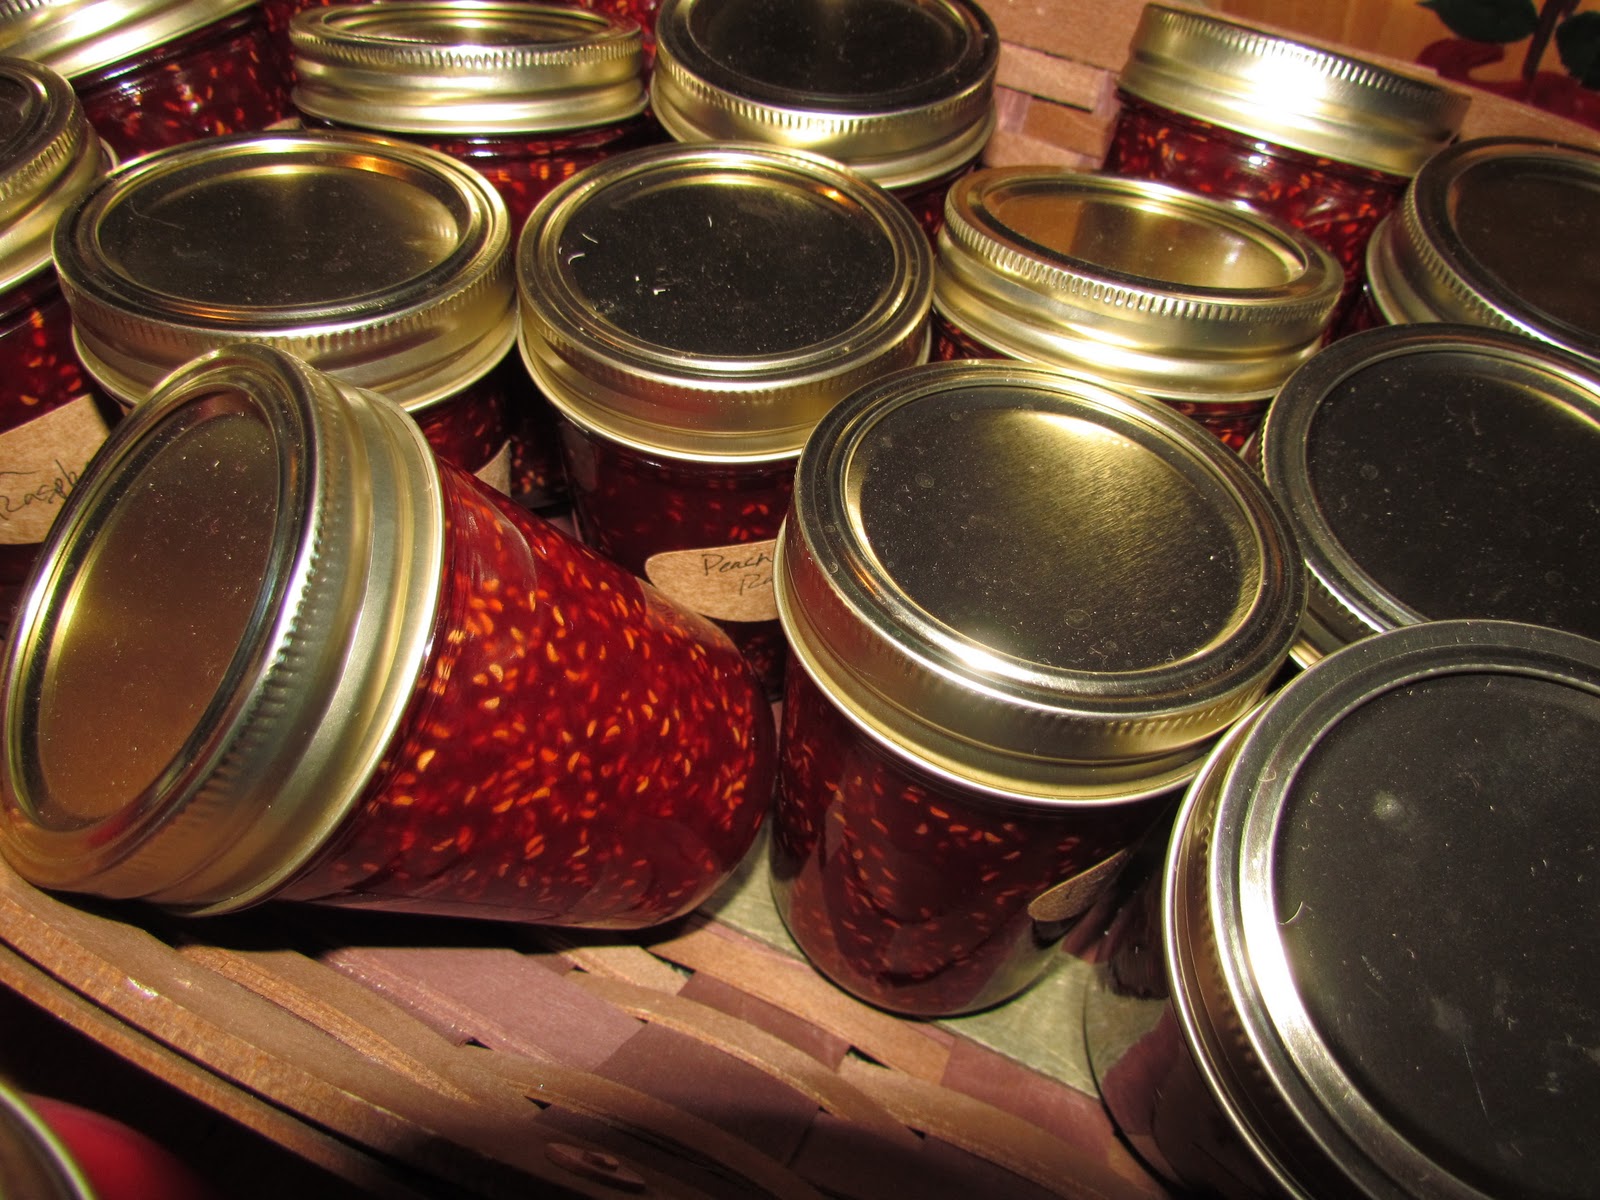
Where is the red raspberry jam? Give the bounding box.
[0,0,293,160]
[518,142,932,695]
[289,1,670,509]
[0,346,775,929]
[53,130,520,486]
[932,168,1341,452]
[0,58,112,629]
[1102,5,1468,302]
[772,361,1306,1016]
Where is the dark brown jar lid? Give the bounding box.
[1259,323,1600,665]
[777,360,1306,801]
[1170,618,1600,1199]
[1363,137,1600,362]
[649,0,997,189]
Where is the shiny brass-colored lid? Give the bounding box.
[0,1082,93,1200]
[1363,137,1600,363]
[1117,4,1468,176]
[291,2,648,135]
[935,168,1342,403]
[1170,619,1600,1199]
[1260,324,1600,667]
[517,141,932,460]
[54,130,515,411]
[0,56,103,291]
[0,345,444,912]
[650,0,997,189]
[0,0,255,79]
[777,360,1306,802]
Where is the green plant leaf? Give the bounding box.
[1420,0,1541,43]
[1556,10,1600,86]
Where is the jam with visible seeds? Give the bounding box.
[281,461,777,927]
[559,421,793,695]
[1102,95,1406,297]
[71,8,294,160]
[770,665,1166,1016]
[409,356,516,486]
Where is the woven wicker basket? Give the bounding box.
[3,4,1596,1198]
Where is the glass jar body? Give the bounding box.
[931,310,1265,452]
[408,353,518,495]
[72,8,293,160]
[0,272,113,628]
[559,418,793,696]
[770,663,1169,1017]
[893,160,977,242]
[1102,94,1408,299]
[279,460,777,928]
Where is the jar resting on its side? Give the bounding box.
[932,168,1342,450]
[1101,4,1469,300]
[517,141,933,696]
[53,130,520,490]
[0,0,294,160]
[0,345,776,929]
[772,361,1307,1017]
[0,58,112,630]
[290,1,668,511]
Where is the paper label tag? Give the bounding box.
[0,396,111,545]
[1027,847,1133,924]
[474,440,512,497]
[644,538,779,623]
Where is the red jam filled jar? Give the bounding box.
[517,142,933,696]
[0,58,111,630]
[1343,137,1600,363]
[52,130,519,490]
[649,0,997,239]
[932,168,1342,450]
[0,0,293,161]
[0,345,775,928]
[290,1,668,511]
[1085,619,1600,1200]
[1102,4,1468,300]
[1257,323,1600,667]
[771,360,1306,1016]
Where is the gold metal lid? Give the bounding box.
[1260,324,1600,667]
[777,360,1306,803]
[290,2,648,135]
[517,141,932,461]
[0,0,255,79]
[0,57,104,292]
[935,168,1342,404]
[1170,619,1600,1199]
[0,1082,93,1200]
[54,129,515,411]
[0,345,444,912]
[1363,137,1600,363]
[649,0,997,189]
[1117,4,1469,177]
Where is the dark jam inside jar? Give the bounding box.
[0,271,114,627]
[559,420,793,697]
[770,663,1167,1017]
[72,7,294,160]
[1102,94,1407,299]
[280,462,776,928]
[408,355,517,493]
[893,161,976,243]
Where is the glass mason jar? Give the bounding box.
[1085,619,1600,1200]
[290,1,668,511]
[53,129,519,490]
[1101,4,1469,303]
[771,360,1307,1017]
[1257,323,1600,667]
[932,168,1343,451]
[1343,137,1600,365]
[517,141,933,697]
[0,345,776,928]
[0,0,294,161]
[0,58,112,631]
[649,0,997,240]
